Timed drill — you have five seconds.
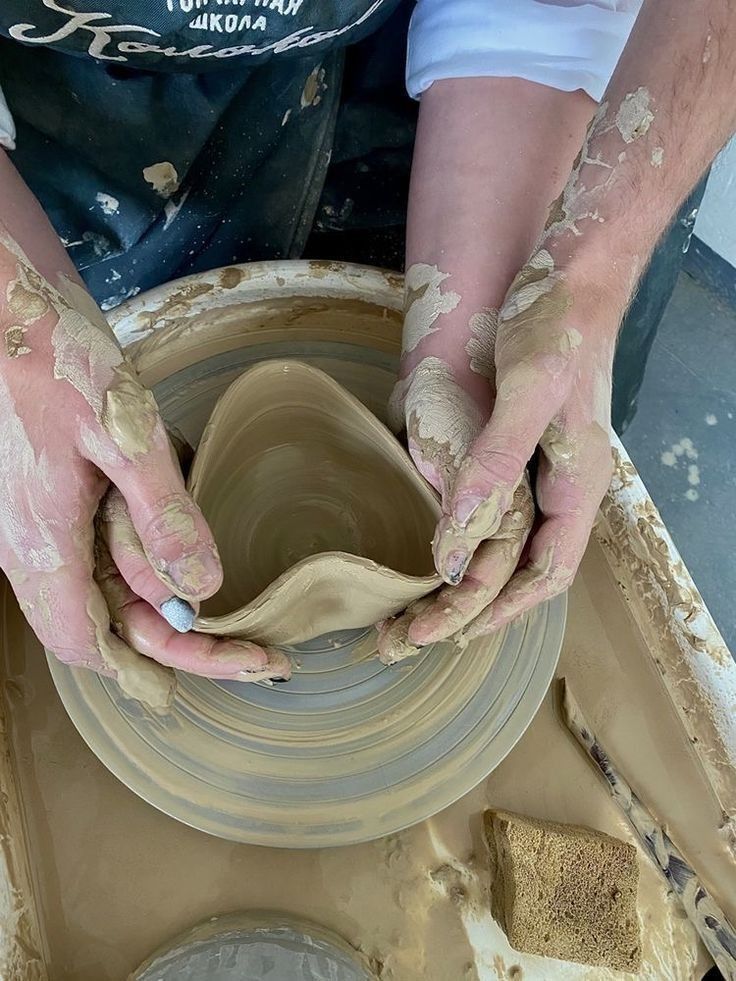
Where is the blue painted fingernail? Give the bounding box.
[160,596,195,633]
[445,550,469,584]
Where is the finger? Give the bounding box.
[389,358,487,503]
[431,345,574,585]
[376,597,435,665]
[465,424,611,637]
[409,488,533,645]
[442,278,582,559]
[448,382,560,532]
[95,540,291,680]
[9,564,175,708]
[463,516,580,637]
[98,447,223,604]
[99,488,197,631]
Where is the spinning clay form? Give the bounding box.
[187,360,442,646]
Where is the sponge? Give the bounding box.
[484,809,641,972]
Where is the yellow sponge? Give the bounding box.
[484,809,641,972]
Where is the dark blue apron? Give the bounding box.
[0,2,703,432]
[0,0,403,307]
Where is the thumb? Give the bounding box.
[99,488,198,631]
[106,460,223,605]
[393,357,487,503]
[447,362,567,539]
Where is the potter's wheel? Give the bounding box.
[48,262,566,847]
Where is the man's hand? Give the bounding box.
[422,247,618,642]
[0,224,288,694]
[377,76,598,661]
[380,243,620,656]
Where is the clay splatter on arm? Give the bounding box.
[402,263,461,354]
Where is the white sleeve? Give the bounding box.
[0,86,16,150]
[406,0,643,103]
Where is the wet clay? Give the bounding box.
[187,360,442,646]
[0,228,161,464]
[615,87,654,143]
[390,356,485,496]
[1,545,724,981]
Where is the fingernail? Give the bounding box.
[159,596,195,633]
[167,548,221,598]
[453,494,486,527]
[444,550,469,585]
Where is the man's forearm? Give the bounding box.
[548,0,736,301]
[394,0,736,642]
[402,76,597,429]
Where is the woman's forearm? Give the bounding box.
[0,150,81,287]
[406,76,595,344]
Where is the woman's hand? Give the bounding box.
[0,226,289,696]
[96,489,291,684]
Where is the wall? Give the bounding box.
[694,135,736,268]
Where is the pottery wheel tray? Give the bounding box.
[48,264,566,848]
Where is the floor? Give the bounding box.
[623,271,736,653]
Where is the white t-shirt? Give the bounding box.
[407,0,642,101]
[0,0,642,151]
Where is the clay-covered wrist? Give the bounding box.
[539,234,635,342]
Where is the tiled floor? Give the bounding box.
[623,272,736,653]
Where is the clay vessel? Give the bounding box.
[187,360,442,645]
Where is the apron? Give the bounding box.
[0,0,404,307]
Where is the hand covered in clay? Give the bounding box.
[380,263,536,662]
[382,249,617,659]
[0,226,288,701]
